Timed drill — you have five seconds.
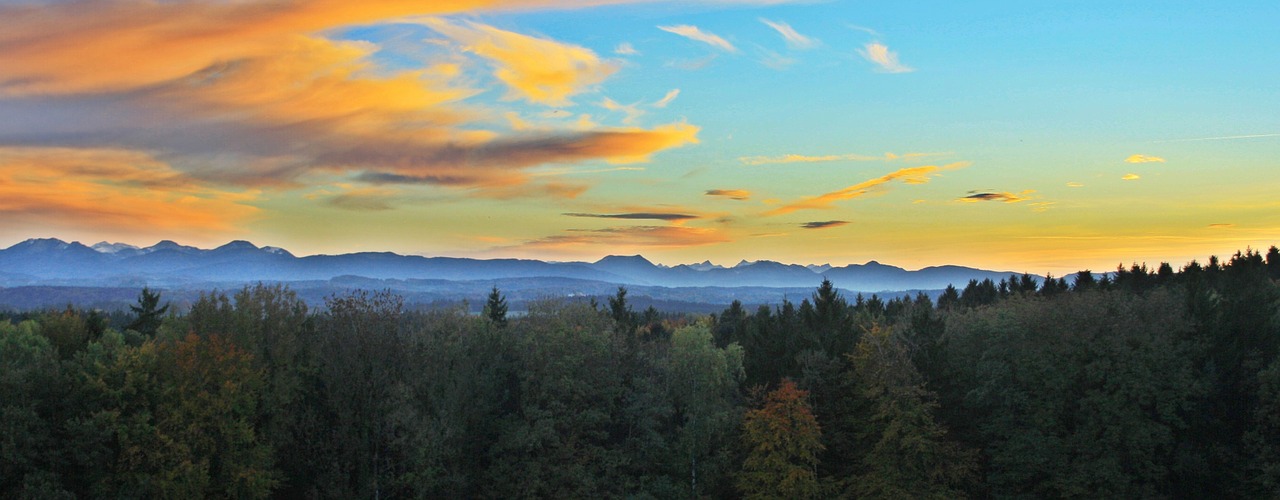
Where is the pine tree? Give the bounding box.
[483,286,508,328]
[125,287,169,337]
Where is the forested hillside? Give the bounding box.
[3,247,1279,498]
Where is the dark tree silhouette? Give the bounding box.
[483,286,508,328]
[125,286,168,336]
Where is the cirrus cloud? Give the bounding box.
[659,25,738,53]
[764,162,969,216]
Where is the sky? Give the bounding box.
[0,0,1277,275]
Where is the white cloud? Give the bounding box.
[658,25,738,53]
[858,41,913,73]
[653,89,680,108]
[760,19,817,49]
[615,42,638,55]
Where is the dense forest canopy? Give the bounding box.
[3,247,1280,498]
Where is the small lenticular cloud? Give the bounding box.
[1066,182,1084,187]
[1122,173,1141,181]
[801,220,849,229]
[958,191,1030,203]
[705,189,750,200]
[1125,154,1166,163]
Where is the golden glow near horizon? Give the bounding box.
[1,1,1277,275]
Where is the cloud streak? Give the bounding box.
[563,212,698,221]
[705,189,751,200]
[765,162,968,215]
[800,220,848,229]
[957,191,1032,203]
[761,19,818,49]
[659,25,738,53]
[740,151,941,165]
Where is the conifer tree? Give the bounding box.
[483,286,508,328]
[125,287,169,337]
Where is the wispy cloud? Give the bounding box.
[615,42,639,55]
[1208,223,1235,228]
[705,189,751,200]
[600,97,644,124]
[740,151,942,165]
[1123,173,1141,180]
[653,89,681,108]
[563,212,698,221]
[1066,182,1085,187]
[858,42,913,73]
[326,188,398,211]
[1125,154,1166,164]
[847,24,881,37]
[659,25,738,53]
[761,19,818,49]
[511,225,730,252]
[801,220,848,229]
[1153,133,1280,143]
[958,191,1033,203]
[764,162,969,215]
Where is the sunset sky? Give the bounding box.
[1,0,1277,274]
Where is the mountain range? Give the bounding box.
[0,238,1029,291]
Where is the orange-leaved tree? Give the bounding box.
[738,379,824,499]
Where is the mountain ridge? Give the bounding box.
[0,238,1033,292]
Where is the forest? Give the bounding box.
[2,246,1279,498]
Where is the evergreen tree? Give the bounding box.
[125,287,168,337]
[483,286,508,328]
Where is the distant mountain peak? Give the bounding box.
[91,241,140,254]
[596,254,654,266]
[215,240,259,251]
[261,246,294,257]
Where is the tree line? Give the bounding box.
[2,246,1279,498]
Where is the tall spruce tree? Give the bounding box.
[483,286,508,328]
[125,287,168,337]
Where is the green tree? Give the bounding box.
[483,285,508,328]
[844,325,976,498]
[125,287,169,337]
[667,323,744,497]
[738,379,824,499]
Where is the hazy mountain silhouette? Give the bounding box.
[0,238,1027,292]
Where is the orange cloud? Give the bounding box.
[0,2,703,196]
[422,17,617,106]
[764,162,968,215]
[1123,173,1141,180]
[1125,154,1166,163]
[706,189,751,200]
[0,147,257,238]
